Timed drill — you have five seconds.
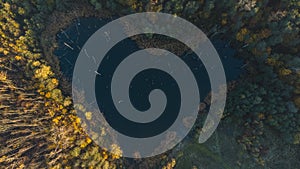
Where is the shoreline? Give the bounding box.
[40,2,112,93]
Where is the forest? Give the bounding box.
[0,0,299,168]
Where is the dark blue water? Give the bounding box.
[54,18,244,137]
